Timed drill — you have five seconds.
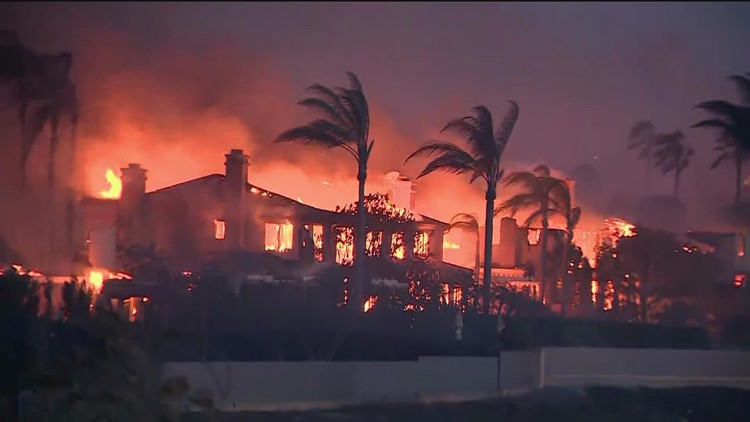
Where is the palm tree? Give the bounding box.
[627,121,658,180]
[693,73,750,203]
[709,135,750,204]
[0,31,79,192]
[274,72,372,312]
[652,130,694,198]
[446,213,481,310]
[693,73,750,152]
[547,180,581,316]
[406,103,519,314]
[495,165,568,305]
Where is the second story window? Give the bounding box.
[214,219,226,240]
[265,222,294,252]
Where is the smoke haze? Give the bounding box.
[1,2,750,264]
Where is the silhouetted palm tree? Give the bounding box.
[693,73,750,152]
[446,213,481,310]
[406,103,519,314]
[709,135,750,204]
[495,165,568,305]
[547,180,581,316]
[653,130,694,198]
[0,31,79,192]
[274,72,373,311]
[627,121,658,180]
[693,73,750,203]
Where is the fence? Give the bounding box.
[162,348,750,411]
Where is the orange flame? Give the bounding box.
[100,169,122,199]
[364,295,378,312]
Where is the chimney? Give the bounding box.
[387,175,415,210]
[225,149,249,189]
[224,149,249,248]
[120,164,147,213]
[118,164,147,245]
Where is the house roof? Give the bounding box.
[146,173,448,227]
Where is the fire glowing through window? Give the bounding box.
[335,226,354,266]
[312,225,324,262]
[414,231,430,258]
[265,222,294,252]
[366,231,383,257]
[214,219,226,240]
[527,229,541,246]
[391,232,405,260]
[443,229,461,250]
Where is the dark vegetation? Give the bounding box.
[183,386,750,422]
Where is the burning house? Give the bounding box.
[78,149,472,309]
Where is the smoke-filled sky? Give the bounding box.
[2,2,750,230]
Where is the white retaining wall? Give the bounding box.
[162,348,750,411]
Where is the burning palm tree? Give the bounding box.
[495,165,568,305]
[406,103,519,314]
[652,130,694,198]
[274,72,373,312]
[446,213,481,311]
[693,73,750,204]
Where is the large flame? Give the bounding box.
[100,169,122,199]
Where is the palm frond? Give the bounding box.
[569,207,582,230]
[695,100,743,120]
[405,142,483,181]
[495,192,539,217]
[533,164,551,177]
[494,101,519,149]
[345,71,363,92]
[710,151,730,169]
[728,74,750,105]
[447,213,479,233]
[522,208,557,229]
[502,171,539,191]
[306,83,356,130]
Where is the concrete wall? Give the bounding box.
[541,347,750,389]
[163,348,750,411]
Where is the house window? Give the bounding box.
[265,222,294,252]
[214,219,226,240]
[312,224,324,262]
[443,229,461,250]
[527,229,541,246]
[414,231,430,258]
[391,232,405,260]
[335,226,354,266]
[366,231,383,257]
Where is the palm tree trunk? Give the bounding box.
[674,169,681,198]
[560,235,570,317]
[735,155,742,205]
[482,190,496,315]
[354,171,366,313]
[539,207,549,305]
[474,232,481,313]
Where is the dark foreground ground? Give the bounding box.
[183,386,750,422]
